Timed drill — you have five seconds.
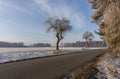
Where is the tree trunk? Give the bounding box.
[56,33,63,51]
[56,38,60,50]
[56,33,60,51]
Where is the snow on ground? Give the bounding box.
[0,47,106,64]
[0,51,53,63]
[0,47,106,54]
[0,48,82,63]
[96,54,120,79]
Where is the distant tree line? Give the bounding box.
[32,43,51,47]
[0,41,25,47]
[0,41,51,47]
[62,41,107,47]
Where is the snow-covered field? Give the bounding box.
[0,47,106,64]
[0,47,106,53]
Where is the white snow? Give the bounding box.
[0,47,106,53]
[96,54,120,79]
[0,49,82,63]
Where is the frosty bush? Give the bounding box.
[88,0,120,56]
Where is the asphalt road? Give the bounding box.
[0,49,106,79]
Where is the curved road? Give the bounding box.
[0,49,106,79]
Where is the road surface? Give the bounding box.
[0,49,106,79]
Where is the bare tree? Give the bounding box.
[82,31,94,49]
[88,0,120,56]
[45,17,72,50]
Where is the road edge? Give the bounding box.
[57,50,107,79]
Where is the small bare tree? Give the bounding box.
[82,31,94,49]
[45,17,72,51]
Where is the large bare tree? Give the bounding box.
[45,17,72,50]
[82,31,94,49]
[88,0,120,56]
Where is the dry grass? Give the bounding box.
[72,62,97,79]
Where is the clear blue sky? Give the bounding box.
[0,0,101,45]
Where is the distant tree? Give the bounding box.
[82,31,94,49]
[33,43,51,47]
[17,42,24,47]
[88,0,120,56]
[0,41,25,47]
[45,17,72,50]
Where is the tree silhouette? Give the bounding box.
[45,17,72,50]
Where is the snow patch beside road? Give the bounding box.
[96,54,120,79]
[0,47,106,64]
[0,50,81,63]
